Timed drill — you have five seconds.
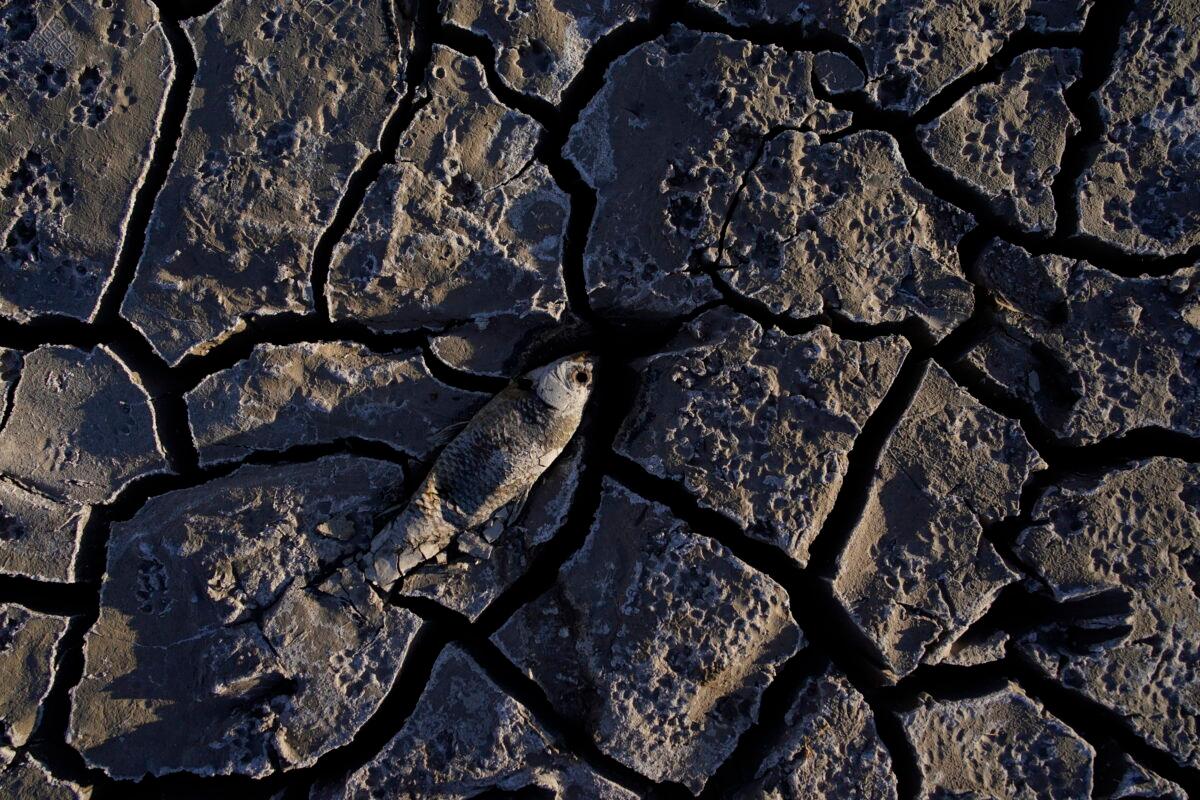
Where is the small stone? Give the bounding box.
[833,363,1043,678]
[69,456,421,778]
[965,240,1200,444]
[733,667,897,799]
[919,49,1082,234]
[1,0,172,323]
[315,518,356,541]
[1182,301,1200,330]
[454,530,492,560]
[1014,458,1200,770]
[443,0,654,103]
[370,553,400,589]
[566,27,848,319]
[720,130,975,334]
[312,645,637,800]
[1076,0,1200,256]
[616,308,909,566]
[0,345,167,582]
[494,480,803,792]
[902,684,1094,799]
[121,0,411,363]
[185,341,486,466]
[480,516,504,543]
[327,46,568,377]
[396,548,425,574]
[0,603,68,750]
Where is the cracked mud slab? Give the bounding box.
[812,51,866,95]
[0,0,171,323]
[0,347,19,427]
[0,603,67,753]
[1107,754,1186,799]
[328,46,568,377]
[443,0,654,104]
[732,666,897,799]
[1076,0,1200,256]
[919,48,1081,233]
[186,341,486,466]
[695,0,1090,110]
[0,345,167,581]
[121,0,411,364]
[0,757,91,800]
[494,479,803,793]
[616,307,909,566]
[313,645,636,800]
[69,456,421,778]
[4,0,1200,791]
[965,239,1200,443]
[567,27,848,319]
[720,130,975,333]
[833,362,1044,678]
[902,684,1095,799]
[1014,458,1200,771]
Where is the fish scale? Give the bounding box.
[365,353,595,590]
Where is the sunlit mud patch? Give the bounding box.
[68,456,421,779]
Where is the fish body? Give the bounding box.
[366,353,595,590]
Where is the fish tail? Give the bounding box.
[364,504,456,591]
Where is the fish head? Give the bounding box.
[526,352,596,413]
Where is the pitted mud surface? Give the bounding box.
[1,0,1198,798]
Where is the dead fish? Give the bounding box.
[365,352,596,590]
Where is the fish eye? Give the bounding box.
[573,369,590,385]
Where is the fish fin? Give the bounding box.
[428,420,468,447]
[373,501,405,525]
[508,485,533,526]
[476,488,533,545]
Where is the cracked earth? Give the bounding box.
[0,0,1198,797]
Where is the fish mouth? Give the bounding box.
[562,352,596,387]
